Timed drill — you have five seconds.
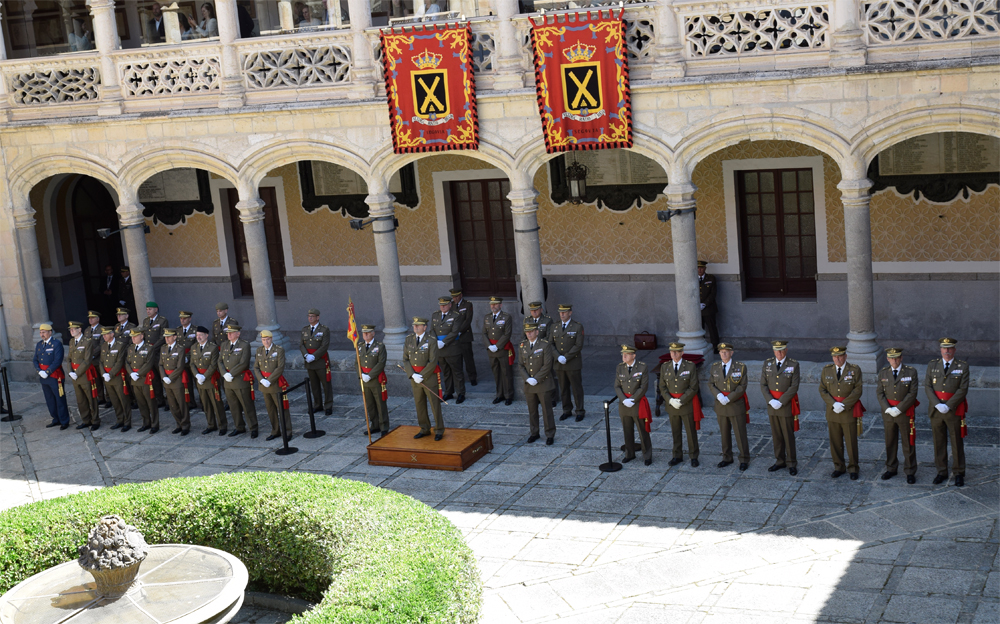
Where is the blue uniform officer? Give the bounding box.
[34,323,70,429]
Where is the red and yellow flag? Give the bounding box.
[346,297,360,347]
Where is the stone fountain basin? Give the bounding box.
[0,545,248,624]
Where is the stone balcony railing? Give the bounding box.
[0,0,996,121]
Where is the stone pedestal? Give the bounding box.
[492,0,526,91]
[829,0,867,67]
[216,0,246,108]
[651,0,686,79]
[89,0,124,116]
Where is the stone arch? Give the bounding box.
[368,141,516,192]
[240,140,373,193]
[9,152,119,203]
[117,144,240,199]
[511,132,677,187]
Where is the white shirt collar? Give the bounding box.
[135,341,144,349]
[415,332,425,340]
[942,356,954,364]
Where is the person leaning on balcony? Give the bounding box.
[297,2,323,26]
[191,3,219,38]
[146,3,166,44]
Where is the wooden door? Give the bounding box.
[226,187,287,297]
[449,179,517,297]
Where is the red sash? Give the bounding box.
[770,390,801,431]
[935,391,968,438]
[133,370,156,399]
[307,348,332,382]
[489,339,516,365]
[412,364,443,399]
[166,369,191,403]
[887,398,920,445]
[362,366,389,401]
[105,366,129,396]
[243,370,256,400]
[39,363,65,397]
[262,371,290,409]
[722,391,751,424]
[72,363,99,398]
[669,392,704,430]
[834,395,866,435]
[624,393,652,432]
[197,367,222,402]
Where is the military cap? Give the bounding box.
[829,346,847,355]
[101,327,115,335]
[717,342,734,351]
[621,344,636,354]
[259,330,273,338]
[438,296,452,305]
[178,310,192,318]
[120,266,130,273]
[524,322,539,332]
[215,302,229,311]
[87,310,101,318]
[886,347,903,358]
[697,260,708,268]
[528,301,543,310]
[224,323,242,333]
[771,340,788,351]
[558,303,572,311]
[668,342,685,352]
[116,307,130,316]
[68,321,83,329]
[39,323,53,331]
[196,326,210,334]
[307,308,321,316]
[163,328,177,337]
[939,337,958,348]
[146,301,159,308]
[412,316,428,325]
[361,324,377,332]
[489,296,503,304]
[129,328,144,337]
[449,288,462,296]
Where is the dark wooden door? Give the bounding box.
[226,187,287,298]
[736,168,817,298]
[449,179,517,297]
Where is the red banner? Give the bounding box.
[381,23,479,154]
[530,11,632,153]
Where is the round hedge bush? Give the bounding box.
[0,472,481,623]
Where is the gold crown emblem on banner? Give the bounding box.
[412,50,444,69]
[562,42,596,63]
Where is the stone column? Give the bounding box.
[507,172,545,307]
[829,0,866,67]
[278,0,295,30]
[116,203,155,312]
[666,182,710,356]
[839,178,882,373]
[492,0,524,90]
[215,0,246,108]
[652,0,686,79]
[0,12,9,122]
[12,198,52,341]
[365,193,407,360]
[161,4,182,43]
[0,10,7,60]
[89,0,124,116]
[235,194,288,347]
[347,0,378,97]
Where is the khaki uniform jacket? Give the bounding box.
[176,323,198,356]
[158,342,186,384]
[300,324,330,370]
[519,339,554,392]
[189,341,221,390]
[99,338,128,377]
[482,311,513,354]
[114,321,137,343]
[699,273,718,314]
[254,345,286,394]
[523,314,554,341]
[357,340,387,379]
[212,316,239,346]
[453,298,474,344]
[924,358,970,414]
[615,361,649,418]
[126,341,157,379]
[760,357,801,418]
[876,365,919,414]
[819,362,864,423]
[403,333,438,377]
[659,359,699,416]
[67,336,97,379]
[709,360,748,418]
[431,310,462,356]
[83,323,102,343]
[550,319,584,371]
[141,314,169,350]
[220,339,252,388]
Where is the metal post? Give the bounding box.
[0,367,19,422]
[274,389,298,455]
[303,378,325,439]
[600,396,622,473]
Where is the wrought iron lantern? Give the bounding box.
[565,158,588,204]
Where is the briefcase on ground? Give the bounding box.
[634,332,657,350]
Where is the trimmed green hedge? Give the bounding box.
[0,472,481,623]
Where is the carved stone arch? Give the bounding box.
[511,132,676,184]
[368,141,517,191]
[118,147,240,199]
[10,153,120,204]
[240,139,372,191]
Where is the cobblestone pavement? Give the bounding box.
[2,380,997,623]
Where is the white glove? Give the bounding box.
[69,372,78,380]
[196,374,206,384]
[935,403,949,414]
[558,355,567,364]
[305,354,316,363]
[700,303,706,310]
[261,378,271,388]
[886,407,901,417]
[38,370,48,379]
[832,402,845,414]
[437,340,445,349]
[412,373,424,384]
[622,398,635,407]
[526,377,538,386]
[130,372,140,381]
[768,399,782,410]
[361,373,371,382]
[223,373,233,382]
[669,398,682,409]
[716,393,729,405]
[488,345,498,353]
[103,373,111,382]
[162,377,172,385]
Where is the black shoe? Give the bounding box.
[76,423,90,430]
[180,429,190,436]
[91,424,100,431]
[250,430,258,439]
[111,423,122,430]
[644,459,652,466]
[881,471,897,480]
[46,421,60,428]
[414,431,429,439]
[932,474,947,485]
[442,394,454,401]
[739,463,749,471]
[789,467,798,476]
[121,425,131,432]
[849,472,859,480]
[622,456,634,463]
[954,475,964,487]
[668,458,683,466]
[149,427,159,434]
[228,430,242,437]
[138,425,150,432]
[551,398,558,407]
[718,460,733,468]
[906,475,916,484]
[768,463,786,472]
[219,429,228,436]
[559,413,572,421]
[831,470,845,479]
[203,428,217,435]
[492,397,503,405]
[266,434,280,441]
[470,380,478,386]
[369,427,381,435]
[325,409,333,416]
[434,433,443,441]
[172,427,182,434]
[380,430,390,439]
[456,396,465,404]
[505,399,513,406]
[60,423,69,430]
[691,458,699,467]
[546,437,554,445]
[527,434,540,443]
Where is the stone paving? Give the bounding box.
[1,378,997,624]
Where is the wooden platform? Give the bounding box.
[367,426,493,471]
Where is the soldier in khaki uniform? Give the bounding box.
[523,301,554,340]
[876,347,919,483]
[615,344,652,465]
[99,327,131,430]
[300,308,333,415]
[698,261,719,353]
[113,308,137,344]
[67,321,100,430]
[212,302,237,347]
[159,329,191,435]
[255,330,293,441]
[404,317,444,440]
[357,324,389,437]
[483,296,514,405]
[551,303,585,421]
[126,328,159,433]
[432,296,465,403]
[925,337,969,487]
[710,343,750,470]
[176,311,199,410]
[140,301,169,408]
[451,289,477,387]
[760,340,801,475]
[220,323,258,438]
[660,342,701,466]
[83,310,107,406]
[190,326,227,435]
[819,346,865,480]
[518,322,556,444]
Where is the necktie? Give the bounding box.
[530,342,535,349]
[724,363,729,377]
[366,342,372,351]
[311,325,316,336]
[628,365,632,375]
[675,364,679,374]
[837,367,842,380]
[893,369,898,381]
[493,314,498,323]
[564,323,568,329]
[943,361,950,375]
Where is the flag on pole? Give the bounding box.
[346,297,360,347]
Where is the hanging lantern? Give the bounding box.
[565,159,588,204]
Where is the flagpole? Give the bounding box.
[347,297,372,445]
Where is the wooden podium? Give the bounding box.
[367,426,493,471]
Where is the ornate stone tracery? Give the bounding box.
[863,0,1000,44]
[681,4,830,56]
[11,67,102,105]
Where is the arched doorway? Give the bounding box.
[72,176,127,321]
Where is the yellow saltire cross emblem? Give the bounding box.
[411,69,449,119]
[561,62,602,115]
